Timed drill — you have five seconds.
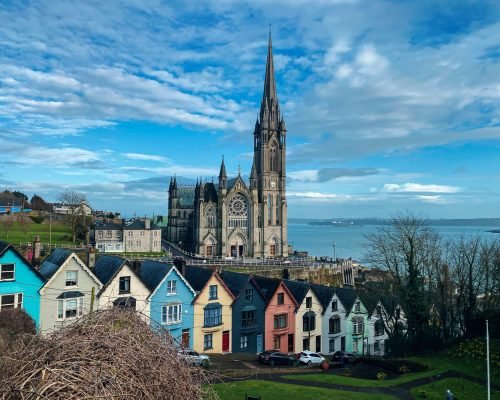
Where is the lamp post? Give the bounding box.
[332,241,336,264]
[487,320,491,400]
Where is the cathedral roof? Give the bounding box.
[176,187,196,207]
[202,182,218,202]
[227,175,249,192]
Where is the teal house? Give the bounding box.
[0,241,44,327]
[139,260,196,348]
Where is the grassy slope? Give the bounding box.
[410,378,500,400]
[0,221,73,245]
[212,380,398,400]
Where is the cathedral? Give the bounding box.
[166,33,288,259]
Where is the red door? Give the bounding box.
[222,331,230,352]
[181,329,190,348]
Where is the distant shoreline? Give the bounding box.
[487,230,500,234]
[288,217,500,227]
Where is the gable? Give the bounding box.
[149,266,196,300]
[98,263,150,298]
[0,247,44,285]
[194,273,234,305]
[266,281,297,310]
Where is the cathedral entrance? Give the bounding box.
[228,234,246,258]
[230,245,244,258]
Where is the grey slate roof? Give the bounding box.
[253,276,281,304]
[310,283,336,314]
[124,219,159,230]
[360,291,380,316]
[183,265,214,292]
[335,287,358,313]
[202,182,218,203]
[93,255,127,285]
[138,260,172,292]
[0,241,9,256]
[283,279,310,306]
[219,270,249,297]
[177,188,195,208]
[95,222,122,230]
[40,248,72,280]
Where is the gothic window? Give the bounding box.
[205,207,216,228]
[269,143,277,172]
[267,194,272,224]
[228,193,248,228]
[276,193,280,225]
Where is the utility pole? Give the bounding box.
[332,240,336,264]
[49,211,52,247]
[487,320,491,400]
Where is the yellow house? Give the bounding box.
[185,266,235,353]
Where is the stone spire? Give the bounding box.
[218,156,227,189]
[259,30,280,130]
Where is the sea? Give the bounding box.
[288,221,500,265]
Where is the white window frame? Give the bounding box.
[0,263,15,281]
[161,304,182,325]
[57,297,84,320]
[65,270,78,287]
[0,293,22,309]
[352,317,364,335]
[240,335,248,349]
[167,280,177,295]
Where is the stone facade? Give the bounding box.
[167,33,288,259]
[94,219,161,253]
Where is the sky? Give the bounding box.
[1,0,499,219]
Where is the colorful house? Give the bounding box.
[184,266,234,353]
[0,241,44,327]
[310,283,341,355]
[254,276,297,353]
[220,271,266,354]
[336,287,369,354]
[140,260,196,348]
[94,256,151,318]
[284,280,323,353]
[39,249,102,333]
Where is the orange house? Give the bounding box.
[255,277,298,353]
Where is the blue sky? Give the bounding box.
[0,0,499,218]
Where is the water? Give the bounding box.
[288,222,499,264]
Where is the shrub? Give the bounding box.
[358,357,427,373]
[376,371,388,380]
[399,365,410,374]
[29,216,45,224]
[342,367,351,377]
[0,309,36,353]
[418,390,427,398]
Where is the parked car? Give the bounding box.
[258,351,296,366]
[178,350,210,367]
[331,351,356,364]
[298,350,325,366]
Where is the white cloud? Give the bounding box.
[124,153,168,162]
[383,183,461,193]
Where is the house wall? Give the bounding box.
[321,293,348,355]
[344,297,370,354]
[39,256,100,334]
[97,264,150,318]
[95,229,124,253]
[149,267,195,349]
[0,249,43,328]
[231,280,265,354]
[294,288,323,353]
[264,282,296,353]
[123,229,162,252]
[192,275,233,353]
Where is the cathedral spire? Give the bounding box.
[262,29,277,110]
[219,156,227,179]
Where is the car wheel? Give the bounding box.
[307,360,312,366]
[202,359,209,368]
[270,360,275,366]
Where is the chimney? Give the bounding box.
[133,260,142,275]
[145,218,150,230]
[174,257,186,276]
[33,236,41,266]
[282,268,289,280]
[87,246,96,269]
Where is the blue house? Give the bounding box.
[0,241,44,327]
[139,260,196,349]
[220,270,266,354]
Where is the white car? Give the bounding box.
[298,350,325,366]
[178,350,210,368]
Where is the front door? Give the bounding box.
[256,334,263,353]
[222,331,230,352]
[341,336,346,351]
[238,245,244,257]
[316,335,321,353]
[181,329,190,348]
[288,334,294,352]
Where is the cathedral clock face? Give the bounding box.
[228,194,248,216]
[271,180,276,188]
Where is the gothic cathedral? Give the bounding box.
[167,34,288,258]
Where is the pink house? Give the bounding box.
[256,277,298,353]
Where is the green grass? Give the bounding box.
[212,380,398,400]
[283,368,445,388]
[410,378,500,400]
[0,221,74,245]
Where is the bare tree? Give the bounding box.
[58,191,88,243]
[0,215,14,239]
[17,213,30,240]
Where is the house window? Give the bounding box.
[374,340,380,352]
[303,338,310,351]
[329,316,341,334]
[241,310,256,328]
[240,335,248,349]
[274,314,287,329]
[277,292,284,305]
[374,319,385,336]
[167,280,177,295]
[161,304,182,325]
[136,240,141,247]
[0,264,15,281]
[305,296,312,309]
[209,285,218,300]
[303,312,315,332]
[106,230,112,238]
[0,293,22,309]
[128,231,133,237]
[65,271,78,287]
[57,297,83,320]
[245,289,253,301]
[127,241,133,248]
[204,334,213,350]
[354,301,360,313]
[329,338,335,352]
[273,335,280,350]
[204,306,222,327]
[352,317,364,335]
[97,230,103,238]
[119,276,131,294]
[331,300,338,312]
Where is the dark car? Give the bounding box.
[258,351,295,366]
[331,351,356,363]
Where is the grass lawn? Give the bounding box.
[283,368,445,388]
[410,378,500,400]
[0,221,74,245]
[211,380,398,400]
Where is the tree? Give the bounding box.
[58,191,88,243]
[30,194,52,212]
[17,213,30,240]
[0,215,14,239]
[364,213,441,349]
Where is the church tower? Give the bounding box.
[252,31,288,258]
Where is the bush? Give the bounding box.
[399,365,411,374]
[0,309,36,353]
[29,216,45,224]
[376,371,388,380]
[358,357,427,373]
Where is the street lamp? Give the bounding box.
[332,241,336,264]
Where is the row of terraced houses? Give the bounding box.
[0,241,405,356]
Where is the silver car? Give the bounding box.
[178,350,210,368]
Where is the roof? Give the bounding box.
[219,270,250,297]
[380,295,401,315]
[93,255,127,285]
[138,260,172,292]
[95,222,122,230]
[183,265,214,292]
[310,283,336,314]
[359,291,380,316]
[124,219,159,230]
[39,248,72,280]
[203,182,218,203]
[283,279,310,306]
[227,176,248,192]
[0,241,44,281]
[177,187,195,208]
[253,276,281,303]
[335,287,358,313]
[0,241,9,257]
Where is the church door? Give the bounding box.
[238,245,244,257]
[230,246,237,257]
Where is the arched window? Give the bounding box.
[269,144,277,172]
[228,193,248,228]
[205,207,216,228]
[267,194,272,224]
[275,193,280,224]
